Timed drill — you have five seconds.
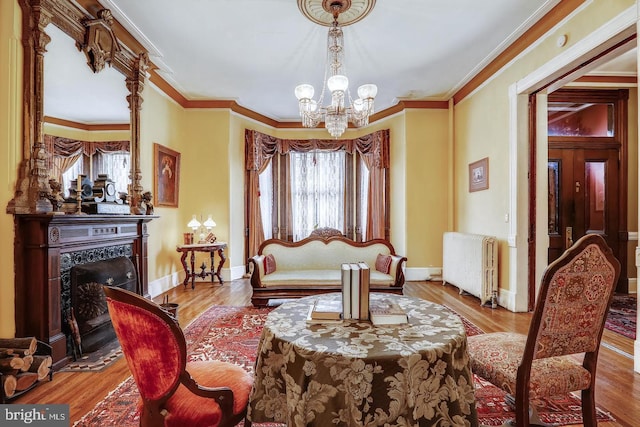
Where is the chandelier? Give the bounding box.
[295,1,377,138]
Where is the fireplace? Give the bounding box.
[14,214,154,369]
[69,257,137,354]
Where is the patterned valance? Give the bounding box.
[245,129,390,171]
[44,135,130,157]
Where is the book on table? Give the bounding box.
[309,298,343,320]
[357,262,370,320]
[369,297,408,325]
[341,263,352,319]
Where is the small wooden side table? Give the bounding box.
[176,242,227,289]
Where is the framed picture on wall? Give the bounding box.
[469,157,489,192]
[154,143,181,207]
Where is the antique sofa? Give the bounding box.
[248,234,407,307]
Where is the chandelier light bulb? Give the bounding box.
[295,84,314,100]
[357,84,377,99]
[327,75,348,93]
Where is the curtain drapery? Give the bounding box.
[44,135,131,196]
[245,129,390,259]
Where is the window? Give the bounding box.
[245,129,389,259]
[290,151,345,240]
[61,151,130,198]
[45,135,130,198]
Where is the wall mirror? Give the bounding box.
[8,0,149,215]
[44,24,131,199]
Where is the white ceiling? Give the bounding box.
[43,0,637,125]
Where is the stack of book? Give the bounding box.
[341,262,370,320]
[369,297,408,325]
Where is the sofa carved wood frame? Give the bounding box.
[248,235,407,307]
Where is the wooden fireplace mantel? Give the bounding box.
[14,214,156,370]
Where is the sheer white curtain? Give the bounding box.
[61,157,84,198]
[259,161,273,240]
[94,151,130,195]
[61,152,131,198]
[290,150,345,241]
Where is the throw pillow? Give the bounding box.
[264,254,277,275]
[375,253,392,274]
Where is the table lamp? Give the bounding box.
[203,215,217,243]
[187,215,201,243]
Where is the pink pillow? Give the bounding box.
[264,254,276,275]
[375,253,392,274]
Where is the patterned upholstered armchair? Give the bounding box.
[467,234,620,426]
[104,286,253,427]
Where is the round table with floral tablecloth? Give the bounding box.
[247,292,478,427]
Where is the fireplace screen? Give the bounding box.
[70,256,137,354]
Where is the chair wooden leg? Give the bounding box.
[581,387,597,427]
[504,394,551,426]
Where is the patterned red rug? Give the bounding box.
[605,294,637,339]
[74,304,615,426]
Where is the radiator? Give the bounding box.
[442,232,497,306]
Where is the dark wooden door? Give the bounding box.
[548,147,619,264]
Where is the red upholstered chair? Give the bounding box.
[103,286,253,427]
[467,234,620,426]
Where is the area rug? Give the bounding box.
[75,304,614,426]
[605,294,637,339]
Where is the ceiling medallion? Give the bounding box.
[297,0,376,27]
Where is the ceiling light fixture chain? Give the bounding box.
[295,0,377,138]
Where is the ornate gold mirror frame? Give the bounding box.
[8,0,149,214]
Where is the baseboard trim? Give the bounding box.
[406,267,442,281]
[148,272,180,298]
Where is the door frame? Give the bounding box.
[506,6,636,313]
[545,89,629,294]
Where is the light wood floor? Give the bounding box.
[14,279,638,426]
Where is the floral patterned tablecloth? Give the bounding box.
[248,293,478,427]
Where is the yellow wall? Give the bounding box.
[453,0,636,297]
[139,85,186,286]
[0,0,21,337]
[404,109,449,268]
[43,124,129,142]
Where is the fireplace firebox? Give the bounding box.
[70,257,137,354]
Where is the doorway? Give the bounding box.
[547,89,628,292]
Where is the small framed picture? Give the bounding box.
[469,157,489,192]
[154,143,181,207]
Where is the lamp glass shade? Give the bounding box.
[357,84,377,99]
[203,215,216,229]
[295,84,314,100]
[327,75,348,92]
[187,215,201,230]
[353,98,364,112]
